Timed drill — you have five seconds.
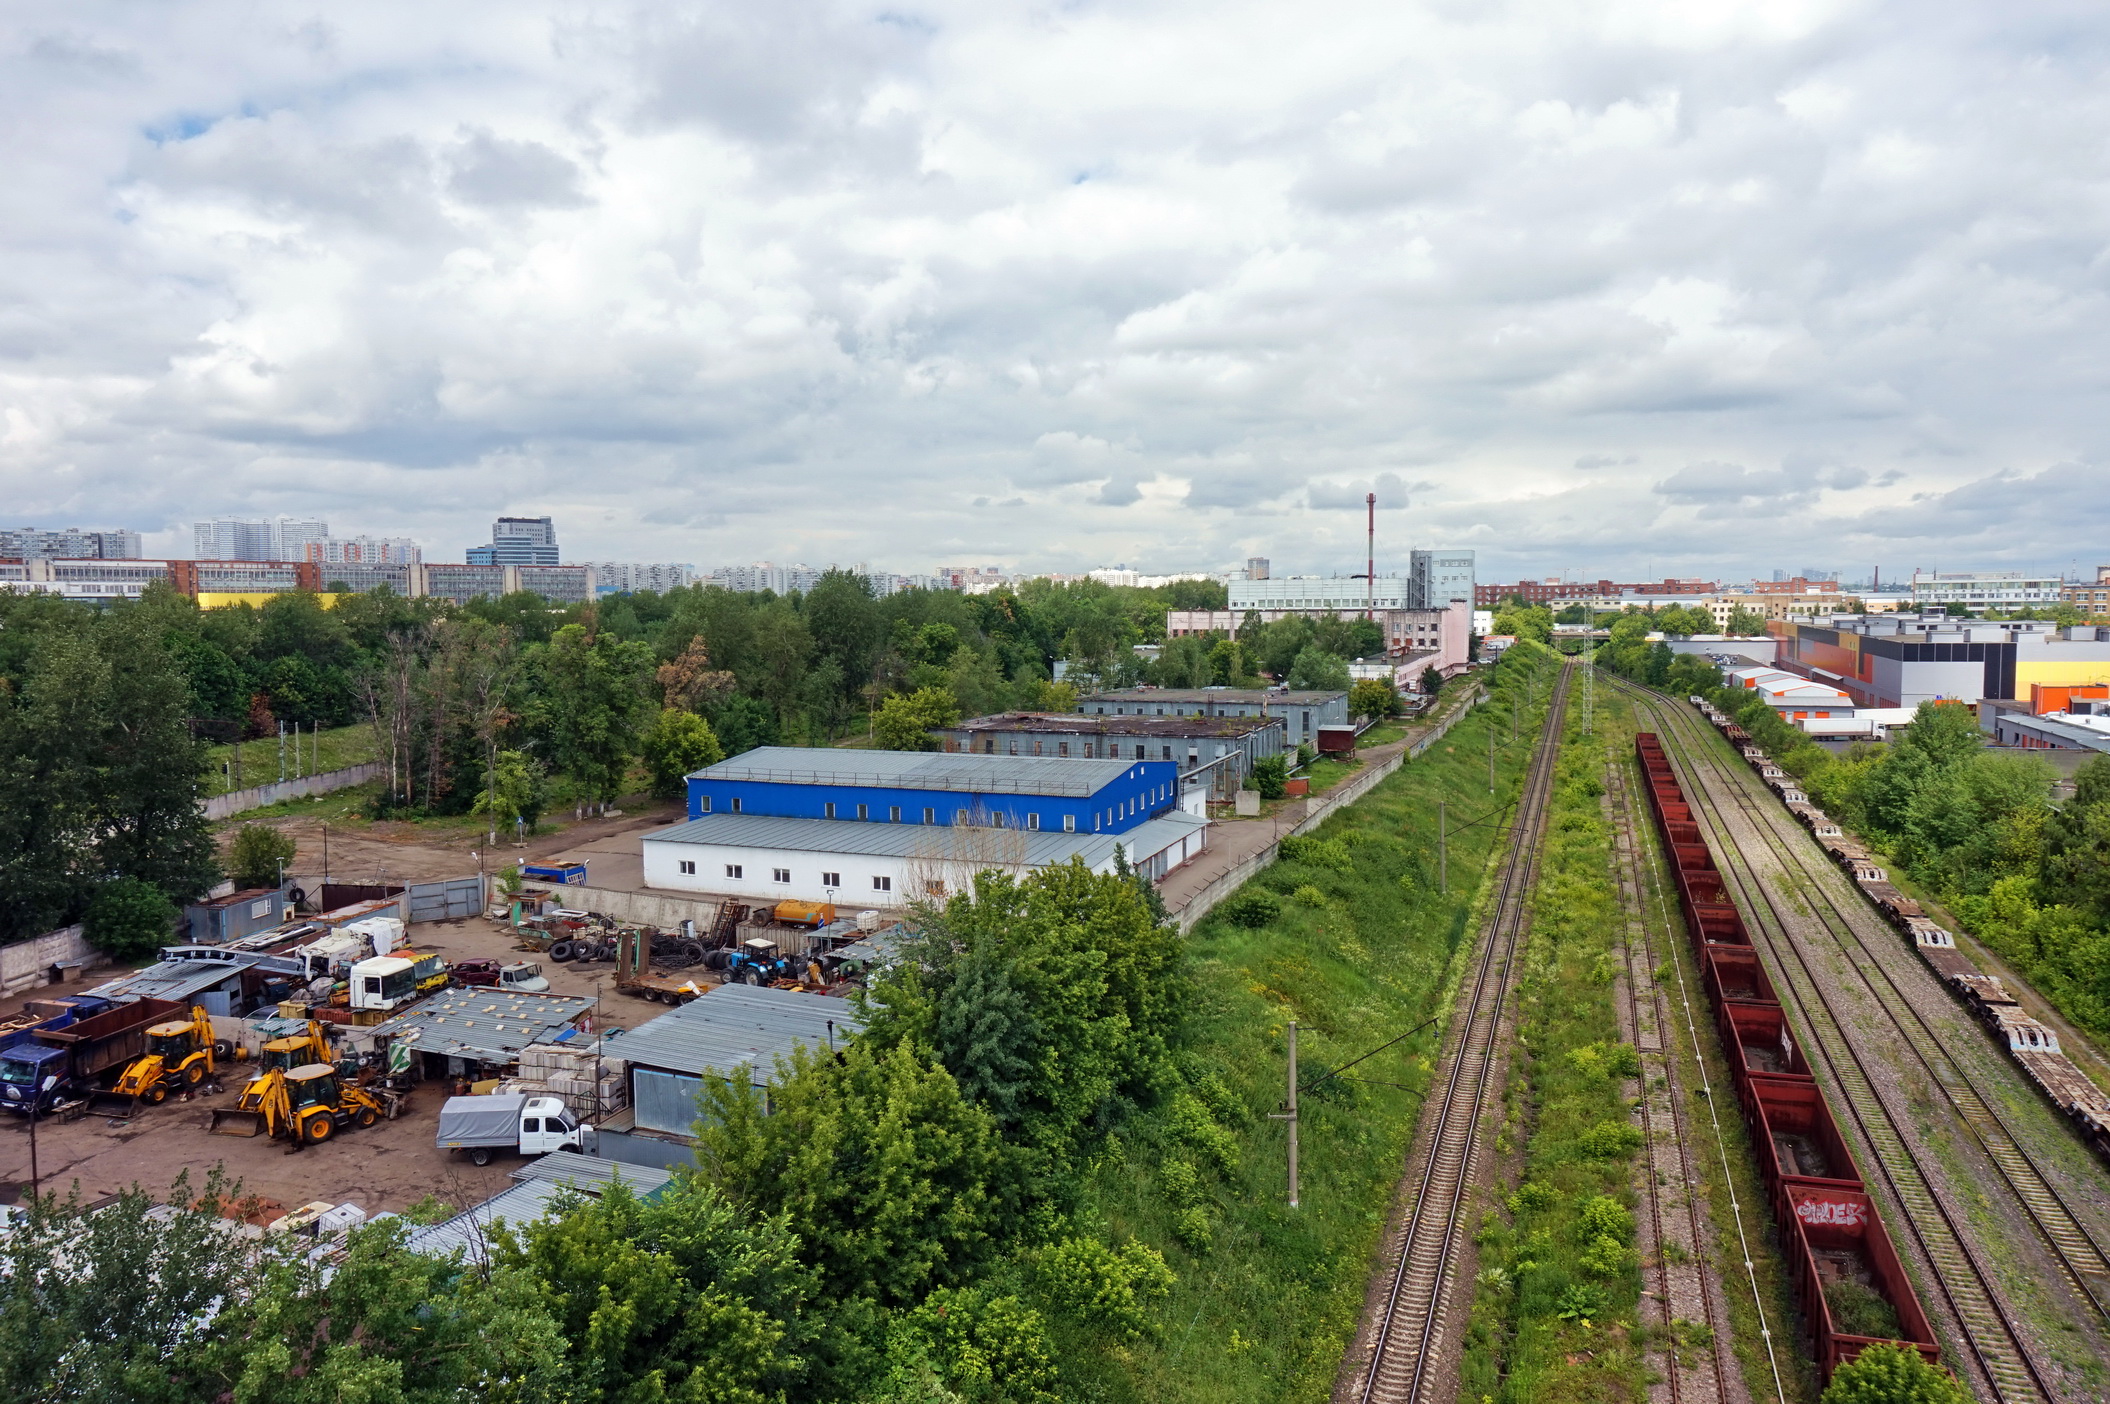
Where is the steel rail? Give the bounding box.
[1606,758,1746,1404]
[1355,660,1573,1404]
[1611,675,2052,1404]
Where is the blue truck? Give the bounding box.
[0,997,185,1115]
[0,995,114,1053]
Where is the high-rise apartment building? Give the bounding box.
[309,535,420,565]
[468,516,560,566]
[1,527,142,560]
[589,562,695,594]
[193,517,329,562]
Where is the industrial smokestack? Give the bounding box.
[1367,491,1376,623]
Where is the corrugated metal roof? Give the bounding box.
[688,745,1137,796]
[405,1153,672,1262]
[949,711,1279,738]
[615,983,862,1081]
[1085,687,1346,703]
[366,987,595,1065]
[645,812,1133,862]
[86,958,255,1004]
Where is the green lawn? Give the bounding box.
[1053,646,1562,1401]
[205,723,378,796]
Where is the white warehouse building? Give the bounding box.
[640,811,1210,908]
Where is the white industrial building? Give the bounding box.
[640,810,1210,907]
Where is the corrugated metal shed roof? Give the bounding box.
[688,745,1137,796]
[949,711,1279,739]
[1084,687,1346,704]
[405,1154,670,1262]
[616,984,861,1081]
[85,957,258,1004]
[643,809,1205,868]
[366,987,595,1066]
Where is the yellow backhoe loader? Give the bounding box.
[207,1062,383,1148]
[97,1006,227,1112]
[205,1022,332,1135]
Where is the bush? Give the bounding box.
[1033,1237,1176,1342]
[1173,1206,1213,1254]
[1578,1235,1636,1278]
[1279,835,1353,871]
[1350,678,1398,721]
[1820,1342,1967,1404]
[84,878,178,963]
[1823,1279,1904,1341]
[1220,890,1280,928]
[1250,754,1289,800]
[1507,1182,1559,1214]
[1291,884,1329,908]
[1159,1158,1204,1209]
[1168,1092,1239,1174]
[1577,1196,1633,1243]
[226,823,296,890]
[1567,1041,1641,1081]
[1576,1120,1645,1160]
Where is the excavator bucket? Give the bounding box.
[208,1106,265,1137]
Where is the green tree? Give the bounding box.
[695,1039,1006,1306]
[1819,1343,1969,1404]
[1421,666,1444,697]
[83,878,178,962]
[1349,678,1397,721]
[805,569,886,703]
[1285,646,1351,691]
[2042,755,2110,918]
[529,623,657,801]
[1491,604,1553,645]
[642,708,727,801]
[228,823,297,889]
[1250,753,1289,799]
[1724,605,1770,635]
[470,749,547,831]
[874,687,964,751]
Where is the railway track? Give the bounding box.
[1608,675,2106,1403]
[1605,757,1759,1404]
[1347,659,1572,1404]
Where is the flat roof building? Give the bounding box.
[1909,571,2063,610]
[1078,688,1349,747]
[1723,666,1856,721]
[367,986,596,1079]
[1771,614,2110,708]
[935,710,1285,799]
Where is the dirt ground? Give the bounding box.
[218,798,686,891]
[0,910,675,1221]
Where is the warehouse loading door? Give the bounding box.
[407,876,485,923]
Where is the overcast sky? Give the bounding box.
[3,1,2107,582]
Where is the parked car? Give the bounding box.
[450,960,551,993]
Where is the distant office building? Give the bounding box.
[468,516,560,566]
[1228,575,1414,613]
[1247,557,1269,581]
[1079,688,1350,748]
[590,562,696,594]
[1474,578,1717,606]
[1749,576,1839,596]
[2062,567,2110,617]
[194,516,329,562]
[1409,549,1475,608]
[938,565,1007,592]
[0,527,142,560]
[1772,612,2110,707]
[1908,571,2062,610]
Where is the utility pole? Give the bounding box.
[278,720,286,784]
[1438,801,1447,894]
[1269,1021,1300,1208]
[1488,721,1495,794]
[1365,492,1376,624]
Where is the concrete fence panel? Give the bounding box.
[204,762,383,820]
[1,925,91,995]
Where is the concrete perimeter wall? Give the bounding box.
[205,762,382,820]
[1173,689,1485,935]
[2,925,92,995]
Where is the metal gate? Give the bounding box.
[407,876,485,923]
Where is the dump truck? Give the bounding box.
[0,998,186,1114]
[436,1093,596,1166]
[98,1006,227,1111]
[0,996,114,1054]
[207,1063,384,1147]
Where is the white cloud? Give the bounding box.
[0,0,2105,581]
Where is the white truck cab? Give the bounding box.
[436,1093,594,1166]
[348,955,421,1012]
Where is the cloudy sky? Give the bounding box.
[3,1,2107,582]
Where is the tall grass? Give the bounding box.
[1048,646,1563,1401]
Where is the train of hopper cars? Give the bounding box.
[1690,696,2110,1163]
[1637,731,1939,1383]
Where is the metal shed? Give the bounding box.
[366,987,596,1078]
[617,985,862,1136]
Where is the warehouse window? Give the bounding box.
[1134,744,1146,760]
[856,803,869,820]
[730,797,742,814]
[773,868,791,883]
[824,802,837,819]
[922,807,936,824]
[678,860,696,875]
[1027,813,1040,831]
[956,808,971,825]
[699,796,711,813]
[1064,815,1076,832]
[725,864,743,879]
[822,872,840,888]
[1058,742,1069,757]
[889,805,901,822]
[873,876,892,892]
[991,812,1006,828]
[1162,745,1172,760]
[926,879,947,895]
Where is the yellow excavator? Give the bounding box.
[206,1022,332,1134]
[208,1062,384,1147]
[98,1006,226,1111]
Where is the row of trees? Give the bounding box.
[0,858,1210,1402]
[1595,629,2110,1041]
[1490,598,1771,647]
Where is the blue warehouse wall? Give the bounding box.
[686,761,1180,834]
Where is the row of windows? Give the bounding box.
[676,858,896,891]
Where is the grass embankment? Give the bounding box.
[1459,705,1653,1401]
[1046,646,1561,1401]
[204,723,378,796]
